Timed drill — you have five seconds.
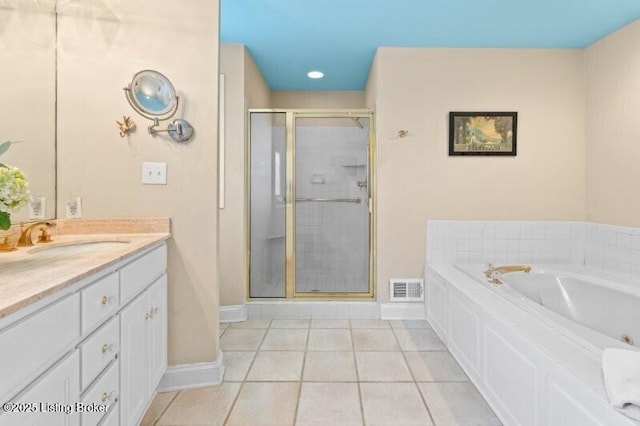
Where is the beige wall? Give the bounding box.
[56,0,220,365]
[245,49,272,109]
[585,20,640,227]
[1,4,56,221]
[368,48,586,300]
[219,44,271,306]
[271,91,365,109]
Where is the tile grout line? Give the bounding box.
[390,323,438,426]
[222,320,271,425]
[292,320,311,425]
[152,389,180,425]
[349,320,367,426]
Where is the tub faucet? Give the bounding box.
[484,264,532,285]
[17,221,56,247]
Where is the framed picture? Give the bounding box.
[449,112,518,156]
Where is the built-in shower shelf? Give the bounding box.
[340,164,366,168]
[266,235,285,241]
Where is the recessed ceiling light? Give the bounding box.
[307,71,324,79]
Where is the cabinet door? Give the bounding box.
[119,291,150,426]
[148,274,168,393]
[1,350,80,426]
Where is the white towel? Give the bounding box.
[603,348,640,421]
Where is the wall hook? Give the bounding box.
[398,130,409,138]
[116,116,136,138]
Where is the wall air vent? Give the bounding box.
[389,279,424,302]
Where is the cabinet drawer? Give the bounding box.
[81,360,119,426]
[0,294,80,402]
[81,272,119,334]
[81,317,119,390]
[121,244,167,303]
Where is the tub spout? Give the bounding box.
[484,264,532,285]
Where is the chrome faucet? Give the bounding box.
[484,264,532,285]
[17,221,56,247]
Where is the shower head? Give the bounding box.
[352,117,364,129]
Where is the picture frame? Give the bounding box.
[449,111,518,156]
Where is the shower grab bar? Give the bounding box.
[296,197,361,204]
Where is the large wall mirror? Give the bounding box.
[0,2,56,221]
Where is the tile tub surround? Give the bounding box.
[426,220,585,265]
[0,218,170,319]
[427,220,640,283]
[142,319,500,426]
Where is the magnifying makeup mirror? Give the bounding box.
[124,70,194,142]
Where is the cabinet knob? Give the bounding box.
[101,391,115,402]
[102,343,111,354]
[101,295,109,305]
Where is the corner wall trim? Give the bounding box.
[220,304,247,323]
[379,302,426,320]
[158,352,224,392]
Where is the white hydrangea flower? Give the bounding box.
[0,165,30,212]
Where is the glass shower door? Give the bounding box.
[294,117,370,294]
[249,112,286,298]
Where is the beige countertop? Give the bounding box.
[0,218,170,320]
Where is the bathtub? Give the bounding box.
[426,264,639,425]
[455,264,640,353]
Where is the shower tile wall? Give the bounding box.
[295,124,369,293]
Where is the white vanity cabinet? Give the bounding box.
[0,242,168,426]
[4,351,81,426]
[120,275,167,426]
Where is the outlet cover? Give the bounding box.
[28,196,46,220]
[66,196,82,218]
[142,162,167,185]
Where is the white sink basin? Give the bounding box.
[28,240,130,256]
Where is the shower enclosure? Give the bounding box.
[248,110,375,299]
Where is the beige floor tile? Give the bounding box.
[303,351,357,382]
[270,319,310,328]
[350,319,390,329]
[140,391,177,425]
[220,329,266,351]
[393,328,446,351]
[311,319,350,328]
[226,382,299,426]
[155,383,241,426]
[389,320,432,330]
[260,328,308,350]
[307,329,353,351]
[223,351,256,382]
[356,351,413,382]
[405,351,468,382]
[228,319,271,329]
[352,329,400,351]
[360,383,433,426]
[418,382,501,425]
[246,351,304,381]
[296,383,363,426]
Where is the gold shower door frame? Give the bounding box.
[246,109,376,300]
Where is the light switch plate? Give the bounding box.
[142,162,167,185]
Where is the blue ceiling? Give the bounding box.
[221,0,640,91]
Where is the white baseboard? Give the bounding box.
[158,352,225,392]
[220,304,247,323]
[379,303,426,320]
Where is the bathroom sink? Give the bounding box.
[28,240,130,256]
